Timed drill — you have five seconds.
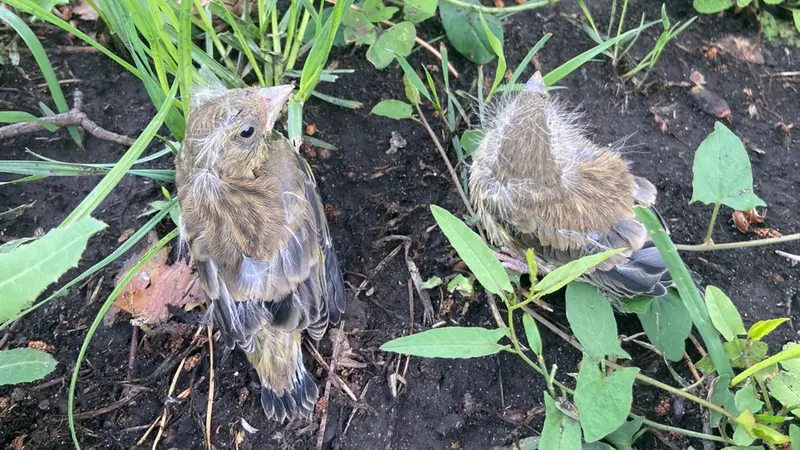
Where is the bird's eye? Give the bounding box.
[240,126,255,138]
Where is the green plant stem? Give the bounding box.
[68,228,178,449]
[636,416,733,444]
[611,0,629,66]
[703,202,721,243]
[285,10,310,73]
[676,233,800,251]
[756,376,774,414]
[439,0,554,14]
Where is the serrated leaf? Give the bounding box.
[439,0,503,65]
[693,0,734,13]
[403,74,421,105]
[430,205,512,295]
[366,21,416,69]
[638,289,692,361]
[522,313,542,356]
[380,326,509,358]
[747,318,788,341]
[0,216,106,321]
[768,371,800,416]
[370,99,413,120]
[724,339,768,369]
[535,249,624,296]
[540,393,582,450]
[781,343,800,373]
[566,282,630,360]
[0,348,58,385]
[734,388,764,416]
[362,0,398,22]
[706,285,746,342]
[342,10,377,46]
[690,122,765,211]
[574,356,639,442]
[403,0,437,22]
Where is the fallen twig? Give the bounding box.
[0,90,136,146]
[676,233,800,251]
[205,325,215,450]
[316,321,345,450]
[404,241,434,324]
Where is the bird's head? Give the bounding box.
[180,85,294,175]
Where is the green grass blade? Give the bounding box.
[0,7,82,148]
[506,33,551,88]
[0,111,58,132]
[178,0,194,110]
[216,1,265,85]
[310,91,363,109]
[68,228,178,449]
[633,206,733,378]
[61,82,178,227]
[297,0,348,101]
[543,19,660,86]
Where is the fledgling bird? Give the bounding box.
[175,85,345,422]
[469,72,671,299]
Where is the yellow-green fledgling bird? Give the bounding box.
[175,85,345,422]
[469,72,672,298]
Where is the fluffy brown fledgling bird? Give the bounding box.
[175,85,345,421]
[469,72,671,298]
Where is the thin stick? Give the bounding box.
[316,321,345,450]
[415,104,484,240]
[776,250,800,263]
[127,325,139,382]
[0,90,135,146]
[684,353,701,382]
[438,0,552,14]
[676,232,800,251]
[204,325,214,450]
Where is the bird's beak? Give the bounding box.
[523,71,547,95]
[258,84,295,130]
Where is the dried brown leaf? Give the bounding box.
[712,36,764,64]
[72,0,100,21]
[690,86,730,119]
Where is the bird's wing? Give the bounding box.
[500,176,671,298]
[193,153,344,351]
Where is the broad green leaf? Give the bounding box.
[404,0,437,22]
[574,356,639,442]
[0,217,106,321]
[370,99,413,120]
[733,343,800,386]
[366,22,416,69]
[565,282,630,360]
[535,249,624,296]
[637,289,692,361]
[794,10,800,35]
[540,394,582,450]
[620,296,654,314]
[479,12,506,101]
[709,374,734,427]
[447,274,474,297]
[762,0,783,4]
[752,424,789,444]
[380,326,509,358]
[706,285,746,342]
[439,0,503,65]
[733,419,756,446]
[0,348,58,385]
[582,443,614,450]
[522,313,542,356]
[758,11,778,42]
[603,416,644,450]
[430,205,512,295]
[789,424,800,450]
[421,276,443,290]
[734,388,764,416]
[362,0,398,22]
[690,122,765,211]
[460,130,483,156]
[781,343,800,373]
[693,0,733,13]
[747,318,788,341]
[768,371,800,416]
[518,436,540,450]
[724,339,768,369]
[342,10,377,46]
[754,413,792,424]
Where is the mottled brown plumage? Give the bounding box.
[470,72,671,298]
[175,85,345,421]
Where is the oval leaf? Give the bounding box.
[693,0,734,13]
[574,356,639,443]
[380,326,508,358]
[342,10,377,46]
[706,285,746,342]
[690,122,765,211]
[403,0,437,22]
[637,290,692,362]
[0,216,107,321]
[522,313,542,356]
[768,371,800,416]
[535,248,624,296]
[747,318,788,341]
[0,348,58,385]
[565,282,630,360]
[370,99,413,120]
[540,393,582,450]
[366,21,415,69]
[430,205,512,295]
[439,0,503,65]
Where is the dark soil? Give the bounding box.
[2,0,799,449]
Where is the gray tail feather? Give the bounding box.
[260,364,318,422]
